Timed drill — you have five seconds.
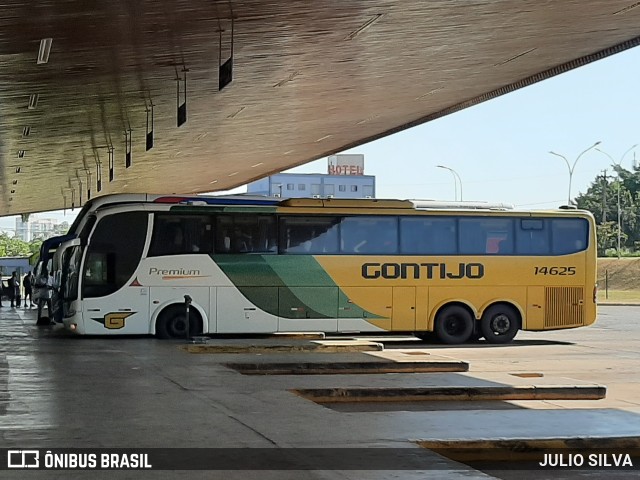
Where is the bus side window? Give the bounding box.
[460,218,513,255]
[168,224,185,252]
[516,219,549,255]
[216,215,276,254]
[280,217,339,254]
[551,218,588,254]
[400,217,457,255]
[195,221,214,253]
[148,218,176,256]
[232,227,251,252]
[216,217,234,253]
[459,219,487,254]
[257,217,277,253]
[340,216,398,254]
[148,214,212,256]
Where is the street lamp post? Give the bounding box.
[436,165,462,201]
[595,145,637,259]
[549,141,601,206]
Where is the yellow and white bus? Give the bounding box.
[57,195,597,343]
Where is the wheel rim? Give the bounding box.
[444,314,466,336]
[169,316,187,337]
[490,314,511,335]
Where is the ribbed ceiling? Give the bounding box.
[1,0,640,215]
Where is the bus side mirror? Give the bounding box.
[61,238,81,249]
[58,238,81,258]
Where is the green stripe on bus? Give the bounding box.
[212,255,330,318]
[264,256,384,319]
[265,256,340,317]
[213,255,382,319]
[213,255,285,287]
[262,256,336,287]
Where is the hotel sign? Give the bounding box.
[328,154,364,176]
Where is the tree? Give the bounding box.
[28,239,43,265]
[0,233,41,259]
[575,165,640,254]
[596,221,626,256]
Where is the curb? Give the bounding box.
[181,341,383,354]
[598,303,640,307]
[226,360,469,375]
[292,385,607,403]
[268,332,325,339]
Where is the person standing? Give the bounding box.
[23,271,34,308]
[36,267,54,324]
[7,272,19,308]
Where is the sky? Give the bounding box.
[3,45,640,233]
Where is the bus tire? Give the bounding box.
[156,305,203,339]
[480,304,520,344]
[469,327,483,342]
[434,305,474,344]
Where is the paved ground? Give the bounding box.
[1,306,640,479]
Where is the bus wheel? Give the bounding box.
[469,328,483,342]
[156,305,202,339]
[480,305,520,344]
[434,305,474,344]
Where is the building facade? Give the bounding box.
[247,172,376,199]
[14,217,67,242]
[247,154,375,199]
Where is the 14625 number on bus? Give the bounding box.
[534,266,576,275]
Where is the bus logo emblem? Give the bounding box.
[91,312,135,330]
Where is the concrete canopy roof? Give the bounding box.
[1,0,640,216]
